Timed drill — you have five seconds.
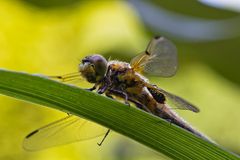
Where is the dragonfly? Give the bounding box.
[23,36,210,151]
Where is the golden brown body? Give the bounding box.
[97,60,208,140]
[101,61,156,112]
[63,37,207,141]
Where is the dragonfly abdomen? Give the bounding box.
[155,104,213,143]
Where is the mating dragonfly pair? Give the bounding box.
[23,36,209,151]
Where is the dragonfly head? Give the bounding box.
[79,54,108,83]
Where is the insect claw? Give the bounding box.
[106,94,114,99]
[166,119,173,125]
[86,88,94,91]
[125,101,130,107]
[86,85,97,91]
[97,90,104,94]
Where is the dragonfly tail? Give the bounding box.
[155,104,215,143]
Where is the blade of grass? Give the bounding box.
[0,69,239,160]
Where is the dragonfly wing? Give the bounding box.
[145,36,178,77]
[23,115,108,151]
[159,88,199,112]
[49,72,83,83]
[147,85,199,112]
[130,36,177,77]
[130,52,149,71]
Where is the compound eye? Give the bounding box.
[82,59,89,64]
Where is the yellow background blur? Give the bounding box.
[0,0,240,159]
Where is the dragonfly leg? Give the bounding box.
[97,83,109,94]
[97,129,110,146]
[97,74,112,94]
[128,98,152,113]
[107,89,154,114]
[106,90,152,114]
[108,89,130,106]
[105,91,114,99]
[106,90,151,114]
[86,84,97,91]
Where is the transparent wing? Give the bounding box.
[49,72,83,83]
[23,115,108,151]
[158,88,199,112]
[130,36,177,77]
[147,85,199,112]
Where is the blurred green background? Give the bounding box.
[0,0,240,159]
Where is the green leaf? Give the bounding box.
[0,69,238,160]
